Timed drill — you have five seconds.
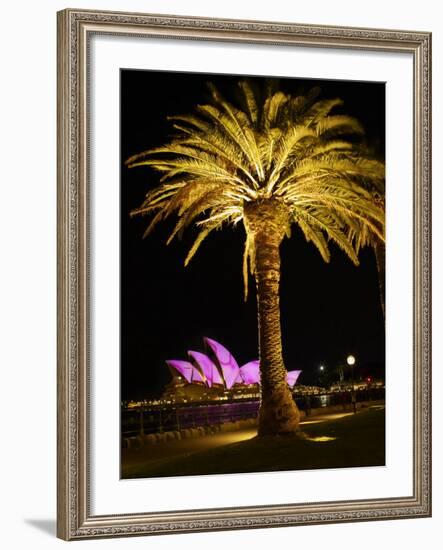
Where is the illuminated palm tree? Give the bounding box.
[126,81,385,436]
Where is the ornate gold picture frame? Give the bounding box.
[57,8,431,540]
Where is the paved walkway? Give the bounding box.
[122,404,384,476]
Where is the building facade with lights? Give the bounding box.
[162,337,301,403]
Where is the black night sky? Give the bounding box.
[120,70,385,401]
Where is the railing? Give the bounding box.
[122,400,259,438]
[121,387,385,439]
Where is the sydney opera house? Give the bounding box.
[162,337,301,402]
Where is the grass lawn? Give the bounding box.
[124,405,385,479]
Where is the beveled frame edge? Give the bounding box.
[56,7,432,541]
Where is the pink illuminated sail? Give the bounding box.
[286,370,302,388]
[165,360,193,383]
[166,359,205,384]
[204,337,240,389]
[238,360,260,385]
[167,338,301,390]
[188,350,224,387]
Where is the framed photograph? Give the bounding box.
[57,8,431,540]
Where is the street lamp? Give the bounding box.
[347,354,357,413]
[346,354,356,367]
[318,365,325,389]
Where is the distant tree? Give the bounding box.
[348,190,385,321]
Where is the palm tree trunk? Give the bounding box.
[244,199,301,436]
[373,238,385,322]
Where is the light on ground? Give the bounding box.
[307,436,337,442]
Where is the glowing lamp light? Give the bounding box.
[346,354,356,366]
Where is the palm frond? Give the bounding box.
[184,212,232,266]
[295,217,331,263]
[238,80,259,125]
[263,91,288,129]
[302,98,344,127]
[127,80,385,286]
[294,207,360,265]
[316,115,364,137]
[267,126,316,191]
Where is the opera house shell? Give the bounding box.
[163,337,301,402]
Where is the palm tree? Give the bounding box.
[347,185,385,320]
[373,235,386,320]
[126,80,385,436]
